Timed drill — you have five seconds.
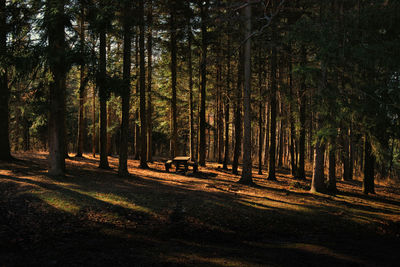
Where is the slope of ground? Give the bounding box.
[1,152,399,266]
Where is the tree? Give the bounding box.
[169,0,178,158]
[139,0,148,169]
[118,0,132,176]
[47,0,67,175]
[0,0,12,161]
[75,1,87,158]
[147,0,153,162]
[198,0,209,166]
[98,0,110,169]
[239,0,253,185]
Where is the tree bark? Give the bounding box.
[327,140,337,192]
[222,36,230,170]
[76,4,86,157]
[170,2,177,158]
[188,25,195,161]
[198,0,209,166]
[232,49,243,175]
[363,135,375,194]
[258,48,264,175]
[239,0,253,184]
[147,0,153,162]
[295,46,306,180]
[118,1,132,176]
[267,22,278,181]
[47,0,66,175]
[139,0,148,169]
[0,0,12,161]
[98,8,109,169]
[92,87,96,157]
[311,126,326,193]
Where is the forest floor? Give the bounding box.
[1,152,400,266]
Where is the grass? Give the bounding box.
[0,152,399,266]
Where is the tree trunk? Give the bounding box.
[223,36,231,170]
[239,0,252,184]
[363,136,375,194]
[327,140,337,192]
[0,0,12,161]
[170,3,177,158]
[134,34,140,160]
[139,0,148,169]
[267,23,277,181]
[118,1,132,176]
[47,0,66,175]
[258,49,264,175]
[188,27,195,161]
[288,52,296,176]
[147,0,153,162]
[295,46,306,180]
[232,49,243,175]
[311,127,326,193]
[76,4,86,157]
[98,15,109,169]
[92,86,96,157]
[198,0,209,166]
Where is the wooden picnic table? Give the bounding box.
[165,156,198,173]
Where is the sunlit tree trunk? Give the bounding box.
[267,20,277,181]
[188,25,195,161]
[222,36,230,170]
[118,0,132,176]
[239,0,253,184]
[258,48,264,175]
[295,46,306,180]
[147,0,153,162]
[98,3,109,169]
[47,0,66,175]
[232,49,243,175]
[139,0,148,169]
[92,87,96,157]
[0,0,12,161]
[169,1,177,158]
[76,3,86,158]
[198,0,209,166]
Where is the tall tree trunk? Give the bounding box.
[288,51,296,176]
[363,135,375,194]
[139,0,148,169]
[217,44,224,164]
[258,48,264,175]
[222,36,231,170]
[267,23,278,181]
[239,0,252,184]
[170,2,177,158]
[232,49,243,175]
[277,92,284,168]
[134,34,140,160]
[76,5,86,157]
[198,0,209,166]
[98,11,109,168]
[118,1,132,176]
[47,0,66,175]
[295,46,306,180]
[264,102,270,166]
[147,0,153,162]
[0,0,12,161]
[92,87,96,157]
[188,27,195,161]
[342,127,351,181]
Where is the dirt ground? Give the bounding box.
[1,152,399,266]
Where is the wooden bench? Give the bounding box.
[165,156,198,173]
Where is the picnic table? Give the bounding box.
[165,156,198,173]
